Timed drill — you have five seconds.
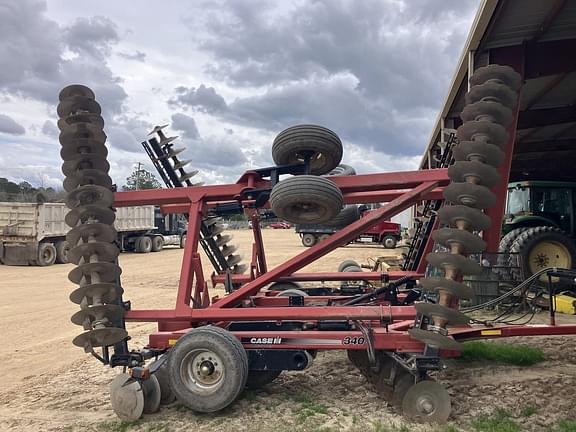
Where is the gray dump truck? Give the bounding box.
[0,202,185,266]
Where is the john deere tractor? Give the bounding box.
[498,181,576,282]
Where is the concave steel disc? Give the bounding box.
[465,81,518,109]
[448,160,501,188]
[227,254,243,267]
[432,228,486,254]
[109,373,145,421]
[401,380,452,423]
[68,261,122,284]
[63,169,113,192]
[62,153,110,177]
[426,252,482,276]
[415,302,470,326]
[453,141,504,168]
[233,264,248,274]
[173,159,192,170]
[179,171,198,182]
[142,375,162,414]
[443,182,496,209]
[469,64,522,91]
[156,147,185,160]
[460,100,513,126]
[65,205,116,227]
[66,184,114,208]
[215,234,232,247]
[58,113,104,131]
[456,121,508,148]
[209,223,225,237]
[73,327,128,350]
[60,139,108,160]
[69,282,123,305]
[57,96,102,118]
[204,217,222,227]
[59,84,96,101]
[418,277,475,300]
[408,328,462,351]
[71,303,125,326]
[437,205,491,231]
[59,122,106,145]
[221,245,238,256]
[67,223,117,245]
[67,241,120,265]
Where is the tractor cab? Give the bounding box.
[504,181,576,236]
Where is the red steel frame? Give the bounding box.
[114,168,576,352]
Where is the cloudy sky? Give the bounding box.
[0,0,480,190]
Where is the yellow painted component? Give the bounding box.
[168,339,178,346]
[528,240,571,282]
[480,329,502,336]
[554,292,576,315]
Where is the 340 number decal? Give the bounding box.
[342,336,366,345]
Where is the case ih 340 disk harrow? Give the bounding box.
[57,65,576,424]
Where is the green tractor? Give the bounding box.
[498,181,576,283]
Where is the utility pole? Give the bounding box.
[135,162,142,190]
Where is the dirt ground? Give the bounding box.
[1,229,575,432]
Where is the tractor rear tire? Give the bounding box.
[272,125,343,175]
[55,240,70,264]
[496,227,528,280]
[270,175,343,225]
[151,236,164,252]
[382,235,397,249]
[324,205,360,228]
[38,242,57,266]
[168,326,248,413]
[302,233,317,247]
[509,226,576,283]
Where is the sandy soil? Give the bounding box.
[1,229,575,432]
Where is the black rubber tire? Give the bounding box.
[325,164,356,176]
[269,281,303,291]
[168,326,248,413]
[135,236,153,253]
[272,125,343,175]
[179,233,186,249]
[245,370,282,389]
[55,240,70,264]
[151,236,164,252]
[324,205,360,228]
[338,259,360,272]
[510,226,576,283]
[496,227,528,280]
[301,233,317,247]
[37,243,57,266]
[270,175,343,224]
[382,235,397,249]
[151,359,177,405]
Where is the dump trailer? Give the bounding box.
[0,202,184,266]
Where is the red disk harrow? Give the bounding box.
[57,65,576,424]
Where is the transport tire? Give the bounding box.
[272,124,343,175]
[301,234,317,247]
[245,370,282,389]
[37,242,57,266]
[151,236,164,252]
[151,359,177,404]
[325,164,356,176]
[135,236,153,253]
[55,240,70,264]
[168,326,248,413]
[324,205,360,228]
[179,233,186,249]
[270,175,343,225]
[268,281,303,291]
[277,288,309,297]
[382,235,397,249]
[318,234,330,242]
[338,259,360,272]
[510,226,576,284]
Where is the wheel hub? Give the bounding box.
[182,349,224,391]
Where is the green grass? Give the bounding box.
[95,420,141,432]
[459,341,545,366]
[520,404,538,417]
[553,419,576,432]
[295,400,329,424]
[471,408,520,432]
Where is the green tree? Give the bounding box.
[122,167,162,191]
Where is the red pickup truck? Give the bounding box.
[295,209,401,248]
